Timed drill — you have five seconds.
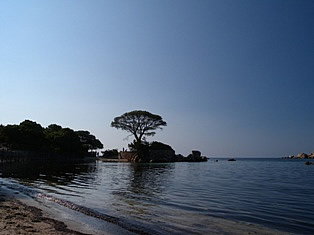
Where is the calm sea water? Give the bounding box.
[1,158,314,234]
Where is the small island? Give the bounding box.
[101,110,208,163]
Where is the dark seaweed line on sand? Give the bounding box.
[2,180,158,235]
[37,193,156,235]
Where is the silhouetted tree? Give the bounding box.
[0,124,20,149]
[76,130,103,151]
[101,149,118,158]
[111,110,167,145]
[0,120,103,157]
[0,125,4,147]
[44,125,83,154]
[19,120,45,150]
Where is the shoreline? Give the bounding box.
[0,185,87,235]
[0,183,292,235]
[0,180,135,235]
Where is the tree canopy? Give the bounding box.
[0,120,103,156]
[111,110,167,144]
[76,130,103,151]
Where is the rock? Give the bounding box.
[283,152,314,160]
[297,153,309,159]
[192,150,201,158]
[282,155,295,159]
[148,142,176,162]
[185,151,207,162]
[228,158,236,161]
[175,154,185,162]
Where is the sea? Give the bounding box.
[0,158,313,234]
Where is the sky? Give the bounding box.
[0,0,313,157]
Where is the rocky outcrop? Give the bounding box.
[176,150,207,162]
[114,141,208,163]
[175,154,185,162]
[283,152,314,159]
[117,148,208,163]
[297,153,309,158]
[147,142,176,162]
[118,143,176,163]
[149,149,176,163]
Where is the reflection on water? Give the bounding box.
[112,163,174,222]
[128,163,174,196]
[0,160,95,180]
[0,160,98,196]
[1,159,314,234]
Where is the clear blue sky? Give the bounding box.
[0,0,313,157]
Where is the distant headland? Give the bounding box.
[282,152,314,159]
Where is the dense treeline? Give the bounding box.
[0,120,103,156]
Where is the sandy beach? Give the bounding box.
[0,187,88,235]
